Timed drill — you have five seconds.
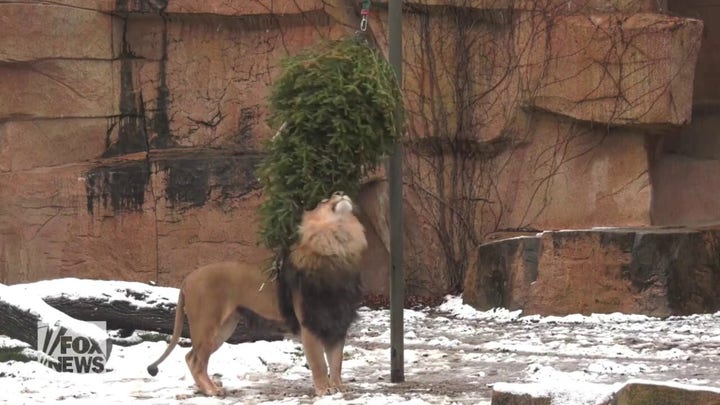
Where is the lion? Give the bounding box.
[146,192,368,396]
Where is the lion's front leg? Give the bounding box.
[300,327,332,396]
[326,338,345,391]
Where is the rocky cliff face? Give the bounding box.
[0,1,348,286]
[368,0,710,295]
[1,1,717,308]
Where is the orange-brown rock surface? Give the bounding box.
[491,381,720,405]
[610,382,720,405]
[0,1,349,288]
[1,0,717,311]
[465,227,720,316]
[367,0,708,295]
[535,13,702,126]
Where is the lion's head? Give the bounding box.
[289,192,368,272]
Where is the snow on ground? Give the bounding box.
[2,290,720,404]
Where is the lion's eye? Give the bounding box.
[320,198,329,204]
[333,191,344,196]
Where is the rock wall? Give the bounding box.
[1,0,717,304]
[650,0,720,226]
[367,0,706,294]
[0,1,350,286]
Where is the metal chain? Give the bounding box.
[360,0,371,31]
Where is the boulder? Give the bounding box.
[465,227,720,316]
[610,381,720,405]
[491,380,720,405]
[491,390,551,405]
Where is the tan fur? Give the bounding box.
[146,192,367,396]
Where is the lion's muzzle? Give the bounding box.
[333,198,353,214]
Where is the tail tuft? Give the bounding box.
[147,365,158,376]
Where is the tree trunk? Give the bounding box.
[23,281,287,344]
[0,283,112,372]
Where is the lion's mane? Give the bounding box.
[277,199,367,345]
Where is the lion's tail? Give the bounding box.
[147,288,185,376]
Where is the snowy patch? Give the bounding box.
[492,381,617,405]
[11,278,178,310]
[437,295,522,322]
[585,359,648,376]
[0,336,30,350]
[0,283,108,343]
[1,280,719,404]
[479,234,541,246]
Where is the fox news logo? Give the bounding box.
[37,322,109,373]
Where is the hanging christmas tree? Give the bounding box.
[257,37,404,256]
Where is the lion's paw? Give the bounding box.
[314,384,339,396]
[196,385,226,397]
[329,381,345,392]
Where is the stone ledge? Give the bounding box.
[531,13,703,126]
[611,381,720,405]
[464,227,720,317]
[492,387,552,405]
[491,380,720,405]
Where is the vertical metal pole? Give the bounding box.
[388,0,404,384]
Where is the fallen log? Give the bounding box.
[0,283,112,372]
[0,336,59,365]
[10,278,286,344]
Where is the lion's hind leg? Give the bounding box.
[186,342,221,396]
[186,311,241,396]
